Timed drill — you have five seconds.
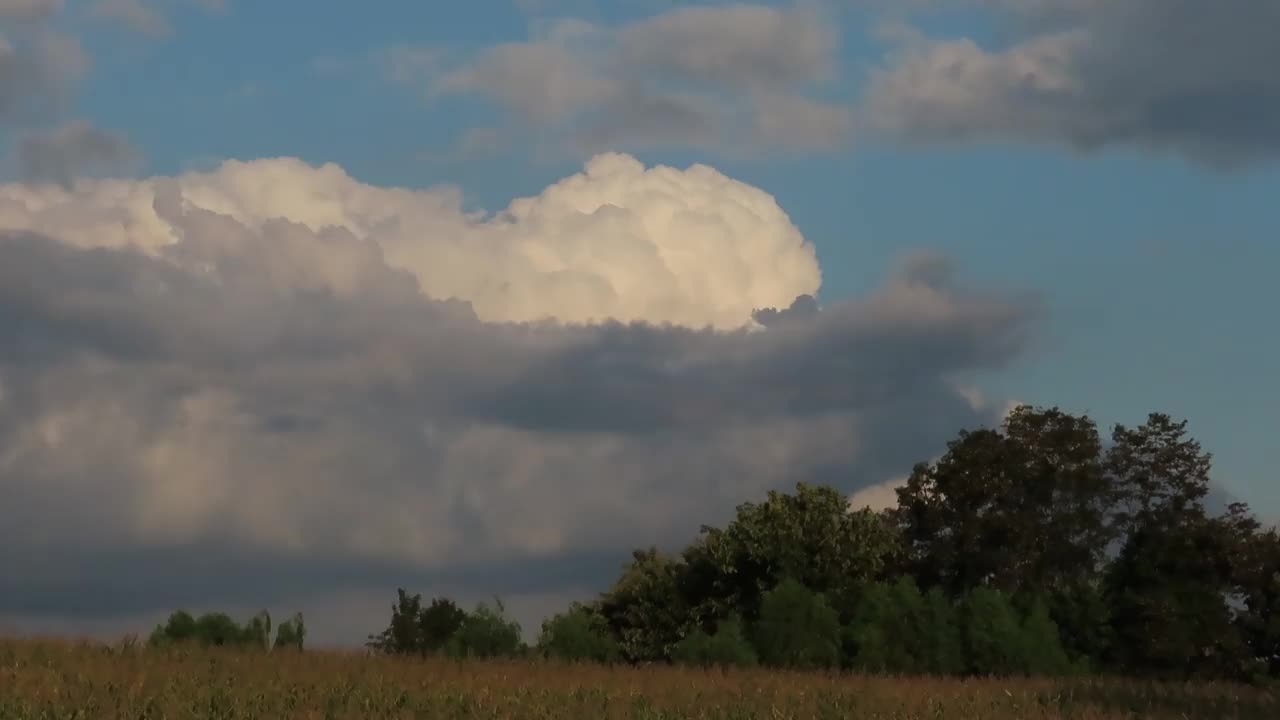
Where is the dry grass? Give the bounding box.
[1,638,1275,719]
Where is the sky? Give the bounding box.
[0,0,1277,646]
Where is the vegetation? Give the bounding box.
[146,609,305,651]
[2,638,1276,719]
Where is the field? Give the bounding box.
[1,639,1276,720]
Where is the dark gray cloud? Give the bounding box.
[752,293,819,328]
[17,120,139,187]
[864,0,1280,167]
[0,196,1036,642]
[0,28,85,125]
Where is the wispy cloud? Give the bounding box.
[375,5,854,156]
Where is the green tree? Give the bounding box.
[844,580,918,674]
[752,578,841,670]
[846,578,963,675]
[1106,412,1213,534]
[446,600,522,659]
[1018,597,1075,676]
[1235,525,1280,679]
[1104,514,1243,679]
[1100,415,1248,680]
[194,612,245,647]
[242,610,272,650]
[366,589,424,654]
[918,586,966,675]
[274,612,305,651]
[687,483,899,623]
[1038,580,1111,670]
[598,548,694,663]
[419,597,466,655]
[537,602,619,663]
[147,609,286,650]
[893,406,1113,598]
[148,610,197,647]
[960,587,1028,676]
[670,615,758,669]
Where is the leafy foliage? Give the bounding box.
[751,578,841,670]
[845,578,964,675]
[598,548,694,663]
[686,483,899,623]
[670,615,758,669]
[445,599,524,659]
[147,609,303,651]
[537,602,620,663]
[420,597,467,654]
[274,612,306,651]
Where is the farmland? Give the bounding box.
[1,638,1275,720]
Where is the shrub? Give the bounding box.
[671,615,758,669]
[537,603,619,663]
[446,599,523,659]
[752,578,841,669]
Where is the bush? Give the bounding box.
[147,609,302,651]
[148,610,197,647]
[537,603,619,663]
[671,615,758,669]
[752,578,841,669]
[844,581,909,673]
[446,600,523,659]
[919,586,966,675]
[1018,597,1075,675]
[274,612,306,651]
[961,587,1027,675]
[419,598,466,654]
[959,588,1073,676]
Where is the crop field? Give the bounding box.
[1,639,1275,720]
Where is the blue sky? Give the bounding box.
[1,0,1277,642]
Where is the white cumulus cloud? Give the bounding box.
[0,152,821,329]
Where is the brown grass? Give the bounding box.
[0,638,1275,719]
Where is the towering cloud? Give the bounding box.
[0,153,1036,643]
[0,152,820,329]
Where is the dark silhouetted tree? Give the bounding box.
[367,589,424,654]
[893,405,1113,598]
[419,597,467,655]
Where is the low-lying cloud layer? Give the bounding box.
[0,153,1036,644]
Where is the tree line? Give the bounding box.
[147,609,306,651]
[368,405,1280,682]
